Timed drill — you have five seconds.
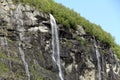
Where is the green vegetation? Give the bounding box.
[30,64,44,80]
[76,36,87,46]
[0,52,9,76]
[0,61,9,76]
[30,63,51,80]
[112,44,120,59]
[13,0,120,58]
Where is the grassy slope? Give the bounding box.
[13,0,120,59]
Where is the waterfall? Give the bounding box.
[14,4,30,80]
[18,29,30,80]
[94,39,101,80]
[50,14,64,80]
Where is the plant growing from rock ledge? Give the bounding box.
[76,36,87,46]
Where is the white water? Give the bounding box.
[50,14,64,80]
[18,39,30,80]
[14,4,30,80]
[94,39,101,80]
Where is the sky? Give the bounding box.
[55,0,120,45]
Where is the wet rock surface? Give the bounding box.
[0,0,120,80]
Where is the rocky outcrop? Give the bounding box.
[0,0,120,80]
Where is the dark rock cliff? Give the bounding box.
[0,0,120,80]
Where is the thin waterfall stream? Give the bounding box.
[94,39,101,80]
[50,14,64,80]
[14,4,30,80]
[18,30,30,80]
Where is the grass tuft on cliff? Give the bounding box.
[13,0,120,59]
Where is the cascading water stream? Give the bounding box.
[94,39,101,80]
[18,31,30,80]
[50,14,64,80]
[14,4,30,80]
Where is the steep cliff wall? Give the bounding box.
[0,0,120,80]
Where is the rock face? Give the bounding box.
[0,0,120,80]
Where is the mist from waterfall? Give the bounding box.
[94,39,101,80]
[14,4,30,80]
[50,14,64,80]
